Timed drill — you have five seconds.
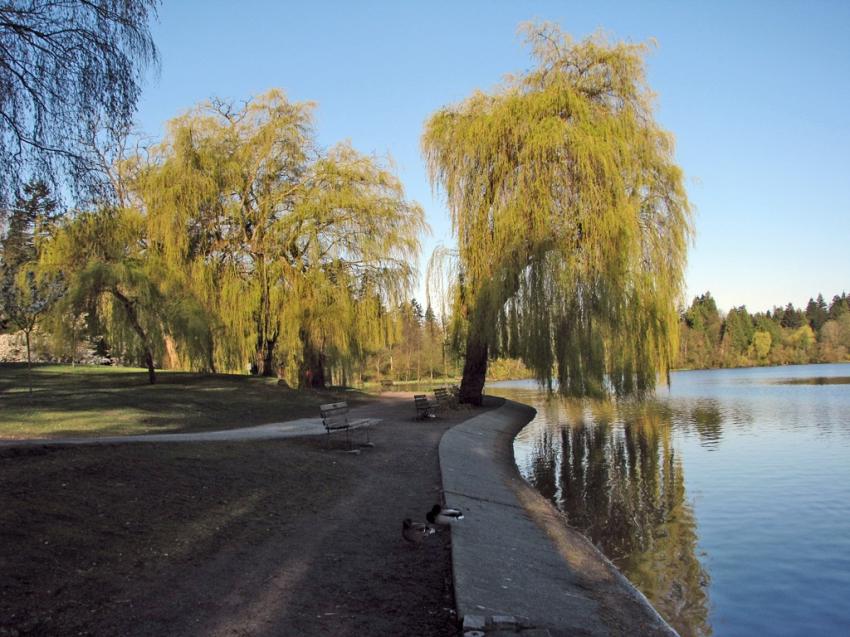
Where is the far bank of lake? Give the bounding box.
[489,363,850,637]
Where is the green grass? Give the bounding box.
[0,363,370,439]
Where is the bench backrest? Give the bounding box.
[434,387,449,400]
[320,401,350,431]
[414,394,430,407]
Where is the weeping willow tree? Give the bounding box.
[287,143,424,385]
[132,90,312,375]
[422,23,692,404]
[134,90,425,382]
[41,207,211,383]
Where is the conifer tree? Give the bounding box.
[0,181,63,386]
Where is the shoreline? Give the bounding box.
[439,398,677,636]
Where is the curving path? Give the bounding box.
[0,400,394,447]
[440,398,678,637]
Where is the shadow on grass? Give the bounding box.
[0,439,364,635]
[0,408,459,637]
[0,363,371,439]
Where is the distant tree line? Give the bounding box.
[679,291,850,369]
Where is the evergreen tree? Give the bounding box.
[722,306,754,357]
[679,293,722,368]
[780,302,804,329]
[0,181,59,270]
[0,181,63,379]
[805,294,828,332]
[753,312,782,344]
[423,304,438,337]
[828,294,849,321]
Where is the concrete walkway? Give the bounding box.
[440,398,677,637]
[0,401,387,448]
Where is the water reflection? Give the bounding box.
[497,364,850,637]
[688,400,723,448]
[777,376,850,385]
[513,395,711,637]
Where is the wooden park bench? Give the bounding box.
[320,401,379,449]
[414,394,437,420]
[434,386,457,409]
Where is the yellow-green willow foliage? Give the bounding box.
[422,24,692,401]
[134,90,426,381]
[41,207,211,383]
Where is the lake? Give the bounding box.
[488,363,850,637]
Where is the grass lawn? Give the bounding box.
[0,364,371,439]
[0,399,464,636]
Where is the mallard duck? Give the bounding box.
[402,518,435,544]
[426,504,464,525]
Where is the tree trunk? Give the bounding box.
[71,321,77,368]
[459,331,488,406]
[111,287,156,384]
[254,334,277,377]
[262,339,276,377]
[143,349,155,384]
[207,333,217,374]
[300,336,326,388]
[254,254,278,378]
[25,328,32,396]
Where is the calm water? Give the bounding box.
[489,364,850,637]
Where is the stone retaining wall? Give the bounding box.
[439,398,677,637]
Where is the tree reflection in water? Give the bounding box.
[526,399,711,637]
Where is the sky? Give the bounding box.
[133,1,850,314]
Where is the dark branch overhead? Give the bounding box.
[0,0,159,208]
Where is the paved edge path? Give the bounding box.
[439,398,679,637]
[0,403,389,447]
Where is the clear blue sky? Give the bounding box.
[134,1,850,314]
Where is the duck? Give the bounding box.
[426,504,464,525]
[402,518,435,544]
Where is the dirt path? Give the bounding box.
[0,396,487,636]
